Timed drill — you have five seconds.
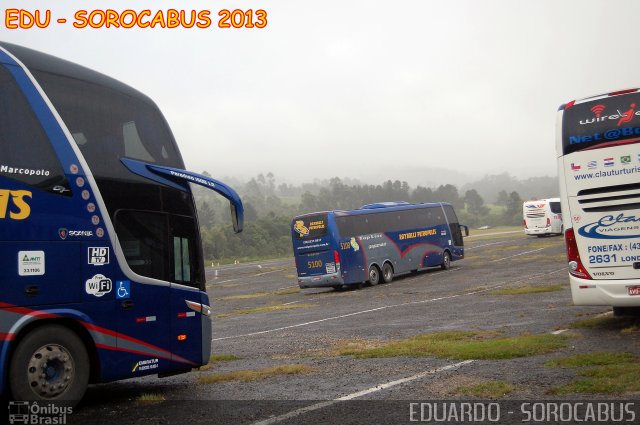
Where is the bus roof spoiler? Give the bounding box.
[120,157,244,233]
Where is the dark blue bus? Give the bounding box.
[0,43,243,404]
[291,202,468,289]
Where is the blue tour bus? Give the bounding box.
[291,202,468,288]
[0,42,243,403]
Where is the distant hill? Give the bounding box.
[461,172,558,203]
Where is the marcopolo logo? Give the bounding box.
[578,213,640,239]
[85,274,112,297]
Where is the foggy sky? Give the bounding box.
[3,0,639,186]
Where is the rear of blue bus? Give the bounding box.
[291,213,344,288]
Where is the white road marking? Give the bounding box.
[491,247,546,262]
[251,360,474,425]
[466,240,508,250]
[213,268,565,341]
[467,230,523,238]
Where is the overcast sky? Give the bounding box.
[3,0,640,186]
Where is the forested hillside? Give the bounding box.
[194,172,558,262]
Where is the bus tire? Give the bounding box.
[382,263,393,284]
[441,251,451,270]
[368,265,380,286]
[613,306,640,317]
[9,325,90,406]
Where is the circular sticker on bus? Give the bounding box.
[91,215,100,225]
[82,190,90,200]
[96,228,104,238]
[76,177,85,188]
[70,164,79,174]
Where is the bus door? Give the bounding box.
[168,215,205,367]
[337,235,366,283]
[442,205,465,260]
[112,210,173,377]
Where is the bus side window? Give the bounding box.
[0,65,67,192]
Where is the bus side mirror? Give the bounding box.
[461,225,469,237]
[231,203,243,233]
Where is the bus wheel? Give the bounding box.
[613,306,640,317]
[382,263,394,283]
[9,325,89,405]
[441,252,451,270]
[368,265,380,286]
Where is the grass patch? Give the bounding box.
[567,315,640,331]
[198,364,314,384]
[136,393,165,404]
[210,353,241,362]
[545,352,635,368]
[547,352,640,394]
[216,302,316,318]
[338,331,569,360]
[485,284,564,296]
[453,380,515,398]
[549,355,640,395]
[275,287,300,295]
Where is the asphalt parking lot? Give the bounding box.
[69,231,640,424]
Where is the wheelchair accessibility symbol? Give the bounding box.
[116,280,130,300]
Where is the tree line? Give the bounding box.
[194,172,557,262]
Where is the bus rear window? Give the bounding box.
[550,202,561,214]
[293,214,328,239]
[562,92,640,155]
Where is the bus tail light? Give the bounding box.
[546,217,551,227]
[523,219,527,229]
[609,88,638,96]
[565,228,591,279]
[334,250,341,270]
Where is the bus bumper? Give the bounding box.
[298,272,344,288]
[524,227,550,235]
[569,275,640,307]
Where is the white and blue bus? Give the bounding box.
[291,202,468,289]
[0,42,243,404]
[557,88,640,315]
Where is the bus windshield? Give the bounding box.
[32,69,203,287]
[32,70,183,179]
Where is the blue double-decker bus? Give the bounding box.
[0,42,243,404]
[291,202,468,289]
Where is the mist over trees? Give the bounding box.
[194,172,557,262]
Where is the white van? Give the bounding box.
[523,198,563,236]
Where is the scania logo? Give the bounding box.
[58,228,93,239]
[578,213,640,239]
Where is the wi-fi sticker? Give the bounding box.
[590,104,605,118]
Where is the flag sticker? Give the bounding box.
[604,157,614,167]
[621,155,631,164]
[571,163,581,171]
